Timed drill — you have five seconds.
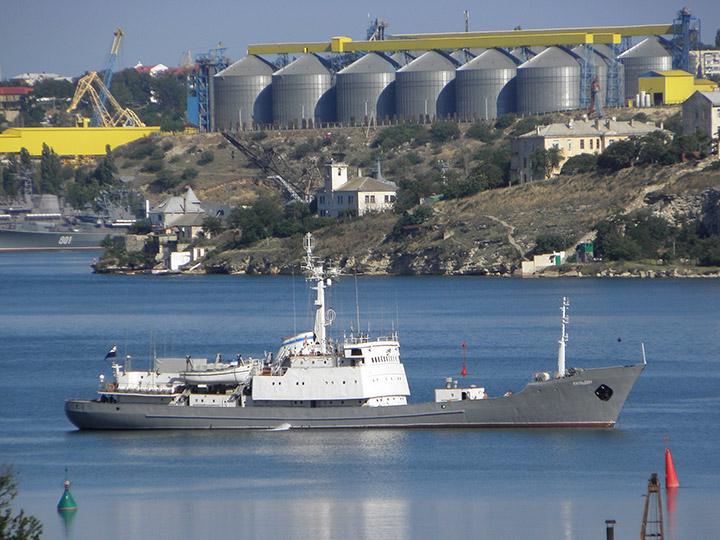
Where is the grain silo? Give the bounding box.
[455,48,519,120]
[336,52,398,125]
[272,53,335,128]
[619,37,672,101]
[517,46,581,115]
[396,51,458,121]
[214,55,275,130]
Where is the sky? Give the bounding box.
[1,0,719,79]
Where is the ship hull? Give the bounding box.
[0,228,119,252]
[65,364,644,430]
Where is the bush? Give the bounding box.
[597,139,637,172]
[251,132,268,141]
[197,150,214,165]
[372,124,430,151]
[429,121,460,143]
[561,153,598,175]
[534,234,572,254]
[181,166,199,180]
[150,169,181,192]
[161,140,174,152]
[128,220,153,234]
[494,113,516,130]
[140,158,164,173]
[465,121,499,142]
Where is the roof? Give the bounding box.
[690,91,720,106]
[335,176,397,192]
[619,36,671,59]
[216,55,276,77]
[151,187,205,215]
[640,70,693,78]
[398,50,458,72]
[517,119,666,139]
[338,52,398,75]
[0,87,33,95]
[518,46,580,69]
[274,53,330,76]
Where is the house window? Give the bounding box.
[580,139,585,149]
[597,139,601,149]
[589,139,593,149]
[567,139,572,151]
[338,195,344,204]
[319,196,325,204]
[523,157,527,169]
[364,195,375,203]
[348,195,354,203]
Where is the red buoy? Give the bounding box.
[665,437,679,488]
[461,343,467,377]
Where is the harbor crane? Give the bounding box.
[222,133,315,204]
[66,71,144,127]
[66,27,144,127]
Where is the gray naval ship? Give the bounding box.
[65,233,645,430]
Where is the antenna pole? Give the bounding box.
[557,297,569,377]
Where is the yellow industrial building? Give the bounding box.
[0,126,160,157]
[638,70,718,106]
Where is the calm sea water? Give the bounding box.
[1,251,718,540]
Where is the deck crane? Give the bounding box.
[93,27,124,127]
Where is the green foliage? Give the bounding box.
[0,464,43,540]
[632,112,649,122]
[226,198,320,247]
[39,143,63,194]
[127,220,153,235]
[251,132,268,141]
[19,149,32,170]
[534,233,572,255]
[124,137,160,161]
[595,213,674,261]
[1,157,21,198]
[694,236,720,266]
[150,169,181,192]
[663,113,683,135]
[140,159,164,173]
[32,78,75,99]
[597,139,637,172]
[465,121,499,142]
[197,150,214,166]
[561,153,598,175]
[181,167,199,181]
[168,155,182,164]
[511,115,551,136]
[64,148,120,209]
[530,146,563,179]
[372,124,429,151]
[429,121,460,143]
[161,140,174,152]
[111,69,152,108]
[494,113,516,130]
[391,206,433,237]
[202,216,225,236]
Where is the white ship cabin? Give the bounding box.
[434,378,486,402]
[250,331,410,408]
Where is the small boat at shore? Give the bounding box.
[65,233,644,430]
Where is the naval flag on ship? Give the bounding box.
[104,345,117,360]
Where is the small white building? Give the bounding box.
[148,186,206,228]
[521,251,567,276]
[316,162,397,217]
[682,91,720,141]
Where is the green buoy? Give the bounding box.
[57,470,77,512]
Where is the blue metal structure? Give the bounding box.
[606,43,625,108]
[672,7,700,74]
[579,44,596,109]
[187,44,230,132]
[92,27,124,127]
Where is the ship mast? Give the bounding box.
[303,233,337,353]
[557,297,569,377]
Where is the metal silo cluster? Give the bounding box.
[212,33,680,130]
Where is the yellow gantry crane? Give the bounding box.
[66,71,145,127]
[66,27,145,127]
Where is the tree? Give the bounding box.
[39,143,62,194]
[715,28,720,49]
[429,121,460,143]
[202,216,225,237]
[597,139,637,172]
[0,464,43,540]
[530,147,563,179]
